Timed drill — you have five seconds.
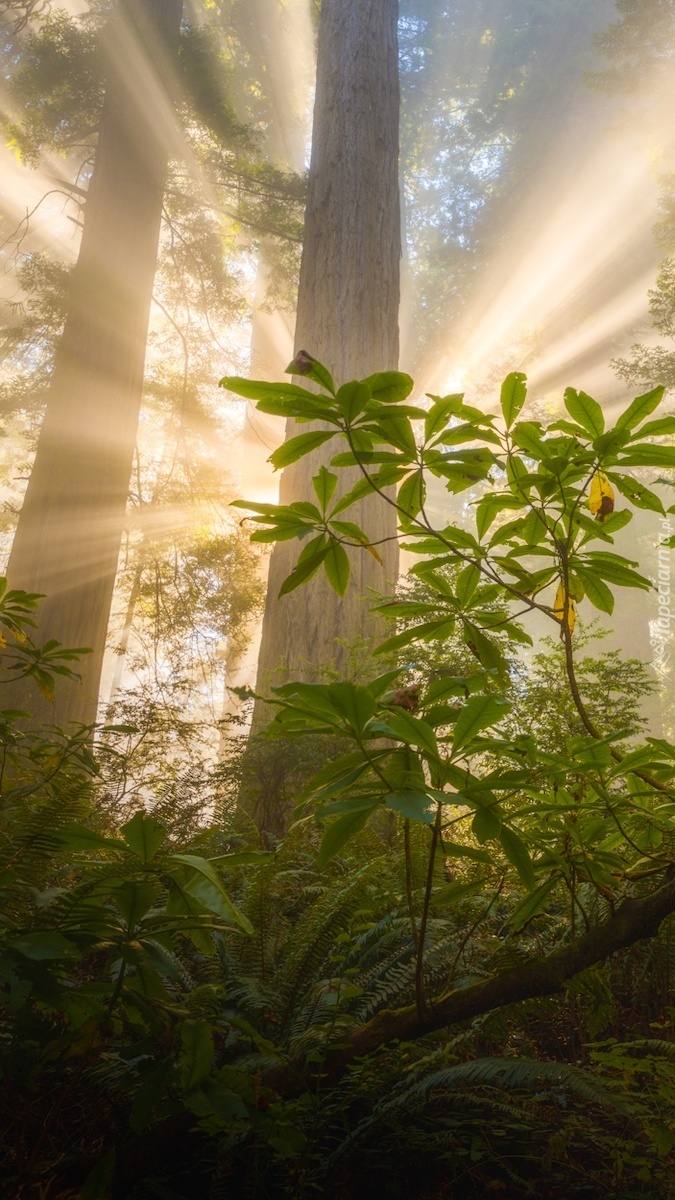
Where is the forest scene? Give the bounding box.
[3,0,675,1196]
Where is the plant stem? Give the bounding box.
[415,804,442,1019]
[562,624,603,739]
[404,819,419,951]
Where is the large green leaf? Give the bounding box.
[219,377,316,403]
[572,565,614,614]
[592,428,631,457]
[165,885,216,955]
[619,444,675,468]
[433,877,489,906]
[607,472,665,515]
[367,668,410,698]
[512,421,545,457]
[55,823,125,853]
[422,675,478,705]
[329,475,380,516]
[180,1019,215,1092]
[452,695,511,752]
[325,681,377,732]
[385,709,439,756]
[375,616,456,655]
[269,430,335,470]
[509,877,558,930]
[424,394,463,440]
[315,809,372,869]
[221,379,333,421]
[121,812,167,863]
[499,825,536,890]
[324,541,350,595]
[615,385,665,431]
[442,840,494,864]
[375,403,429,420]
[500,372,527,427]
[112,880,158,927]
[472,807,501,843]
[278,538,329,597]
[435,422,501,448]
[315,794,382,819]
[373,414,417,456]
[475,494,523,539]
[313,467,338,511]
[582,552,651,590]
[462,622,508,677]
[169,856,253,935]
[398,470,426,520]
[564,388,604,437]
[9,931,74,960]
[385,790,435,823]
[309,749,372,792]
[331,448,397,468]
[362,371,414,404]
[336,380,371,422]
[456,563,481,605]
[632,415,675,438]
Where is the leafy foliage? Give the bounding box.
[224,361,675,901]
[4,358,675,1195]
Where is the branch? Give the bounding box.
[262,870,675,1096]
[0,0,50,32]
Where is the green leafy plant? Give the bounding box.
[0,587,272,1193]
[223,356,675,1051]
[5,357,675,1196]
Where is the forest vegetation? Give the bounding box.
[1,1,675,1198]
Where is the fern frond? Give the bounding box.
[405,1057,628,1108]
[325,1054,627,1173]
[274,860,387,1031]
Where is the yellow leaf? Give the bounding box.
[36,678,54,704]
[589,472,614,522]
[364,542,383,564]
[553,582,576,636]
[0,632,6,648]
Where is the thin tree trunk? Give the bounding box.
[252,0,401,708]
[6,0,182,728]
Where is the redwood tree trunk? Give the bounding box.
[6,0,183,727]
[252,0,401,709]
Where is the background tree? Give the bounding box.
[4,0,185,727]
[0,1,303,731]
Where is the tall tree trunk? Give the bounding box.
[246,0,401,836]
[5,0,182,728]
[252,0,401,705]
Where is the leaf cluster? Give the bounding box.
[223,358,675,1000]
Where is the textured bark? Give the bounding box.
[262,872,675,1097]
[252,0,401,709]
[6,0,182,728]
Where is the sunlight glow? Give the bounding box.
[413,113,666,407]
[2,0,672,726]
